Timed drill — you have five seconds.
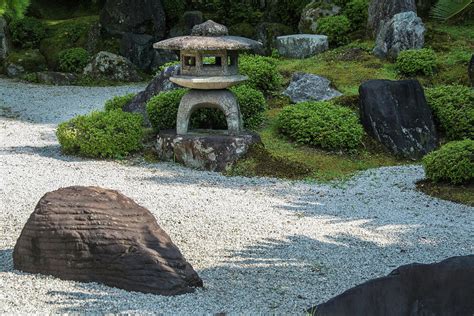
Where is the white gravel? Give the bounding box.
[0,77,473,314]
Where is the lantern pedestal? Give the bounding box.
[156,129,261,172]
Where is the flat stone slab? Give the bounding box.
[170,75,248,89]
[156,130,261,172]
[276,34,328,59]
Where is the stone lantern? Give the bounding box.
[152,20,263,172]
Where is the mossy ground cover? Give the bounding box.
[416,180,474,206]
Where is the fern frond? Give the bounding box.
[430,0,473,21]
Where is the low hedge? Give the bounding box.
[58,48,90,73]
[422,140,474,185]
[146,85,267,131]
[56,110,143,159]
[396,48,437,76]
[104,93,136,112]
[277,101,364,150]
[425,85,474,140]
[238,54,283,95]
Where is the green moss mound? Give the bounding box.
[58,47,90,73]
[56,110,144,159]
[425,85,474,140]
[277,101,364,150]
[104,93,137,112]
[316,15,351,46]
[422,140,474,185]
[6,49,47,72]
[396,48,437,76]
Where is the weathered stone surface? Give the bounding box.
[308,255,474,316]
[156,130,261,172]
[6,64,25,78]
[13,186,203,296]
[469,54,474,87]
[359,79,438,159]
[100,0,166,39]
[35,71,77,85]
[276,35,328,59]
[298,0,341,34]
[191,20,228,37]
[154,35,262,51]
[368,0,417,37]
[0,16,9,61]
[120,33,177,72]
[170,75,247,90]
[85,21,101,54]
[177,89,243,136]
[373,11,425,60]
[83,51,141,82]
[256,22,293,56]
[283,73,342,103]
[123,64,180,125]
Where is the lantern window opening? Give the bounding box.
[202,55,223,68]
[184,55,196,67]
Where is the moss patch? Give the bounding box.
[6,49,47,72]
[416,180,474,207]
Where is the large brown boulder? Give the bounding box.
[13,186,203,296]
[308,256,474,316]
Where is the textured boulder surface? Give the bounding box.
[35,71,77,85]
[283,72,342,103]
[298,0,341,33]
[368,0,417,37]
[359,79,437,159]
[373,11,425,60]
[100,0,166,39]
[276,35,328,59]
[469,54,474,87]
[156,130,262,172]
[123,64,180,126]
[120,33,177,72]
[308,255,474,316]
[83,51,141,82]
[6,63,25,78]
[191,20,228,36]
[256,22,293,56]
[13,186,203,296]
[0,16,8,61]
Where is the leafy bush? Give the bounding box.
[146,86,267,131]
[277,101,364,150]
[343,0,369,30]
[0,0,30,19]
[239,54,283,95]
[56,110,143,159]
[147,89,187,131]
[316,15,351,46]
[104,93,136,112]
[265,0,310,27]
[162,0,186,25]
[396,48,437,76]
[58,48,90,73]
[422,140,474,185]
[6,49,46,72]
[9,17,47,49]
[425,85,474,140]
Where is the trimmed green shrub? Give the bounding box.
[9,16,47,49]
[316,15,351,46]
[147,89,187,131]
[425,85,474,140]
[0,0,30,19]
[277,101,364,150]
[396,48,437,76]
[239,54,283,95]
[146,86,267,131]
[56,110,143,159]
[422,140,474,185]
[104,93,136,112]
[343,0,369,30]
[58,48,90,73]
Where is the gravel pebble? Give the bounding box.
[0,78,473,314]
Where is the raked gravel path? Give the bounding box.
[0,77,472,314]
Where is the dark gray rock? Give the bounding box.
[283,73,342,103]
[120,33,177,72]
[85,21,102,54]
[156,130,262,172]
[83,51,142,82]
[123,64,180,125]
[469,55,474,87]
[308,255,474,316]
[276,35,328,59]
[256,22,293,56]
[13,186,203,296]
[6,64,25,78]
[298,0,341,34]
[100,0,166,39]
[0,16,9,61]
[373,11,425,60]
[359,79,438,159]
[35,71,77,85]
[368,0,417,37]
[183,11,203,32]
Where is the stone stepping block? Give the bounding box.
[276,35,328,59]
